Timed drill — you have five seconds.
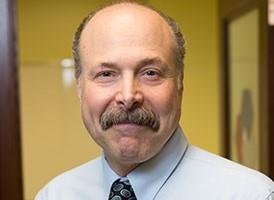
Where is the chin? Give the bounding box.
[118,146,157,165]
[116,140,147,162]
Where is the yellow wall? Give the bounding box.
[18,0,104,63]
[149,0,220,155]
[18,0,220,199]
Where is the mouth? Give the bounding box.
[100,106,160,131]
[112,122,144,128]
[111,123,145,133]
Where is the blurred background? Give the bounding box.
[1,0,273,199]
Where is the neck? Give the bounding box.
[105,156,140,177]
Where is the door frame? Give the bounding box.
[220,0,274,178]
[0,0,23,199]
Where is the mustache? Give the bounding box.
[100,106,160,131]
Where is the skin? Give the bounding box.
[77,3,183,176]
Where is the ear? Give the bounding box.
[76,77,82,103]
[177,71,184,92]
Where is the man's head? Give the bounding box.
[73,1,185,82]
[73,1,186,175]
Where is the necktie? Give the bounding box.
[108,178,137,200]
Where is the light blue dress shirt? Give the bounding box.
[35,127,274,199]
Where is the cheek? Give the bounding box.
[145,84,180,117]
[81,86,112,124]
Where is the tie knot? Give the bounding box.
[109,178,137,200]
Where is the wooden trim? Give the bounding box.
[0,0,23,199]
[258,0,270,176]
[268,25,274,179]
[220,0,258,19]
[219,18,231,158]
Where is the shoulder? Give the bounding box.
[35,157,103,200]
[169,145,274,199]
[47,156,102,186]
[184,145,271,181]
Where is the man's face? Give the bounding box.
[77,4,183,169]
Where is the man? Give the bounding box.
[36,1,274,199]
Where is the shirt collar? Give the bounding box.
[102,126,188,199]
[102,155,120,199]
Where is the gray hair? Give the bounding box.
[72,0,186,80]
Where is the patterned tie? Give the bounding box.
[108,178,137,200]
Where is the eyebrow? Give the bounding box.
[96,57,166,69]
[136,57,166,68]
[96,62,118,69]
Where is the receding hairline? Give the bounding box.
[87,2,171,26]
[81,2,177,47]
[72,0,185,82]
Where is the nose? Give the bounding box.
[115,74,144,110]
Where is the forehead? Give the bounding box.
[85,3,172,34]
[79,4,175,59]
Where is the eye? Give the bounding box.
[142,69,161,80]
[94,70,118,83]
[98,71,114,77]
[145,70,158,76]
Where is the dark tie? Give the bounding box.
[108,178,137,200]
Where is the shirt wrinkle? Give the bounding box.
[265,191,274,200]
